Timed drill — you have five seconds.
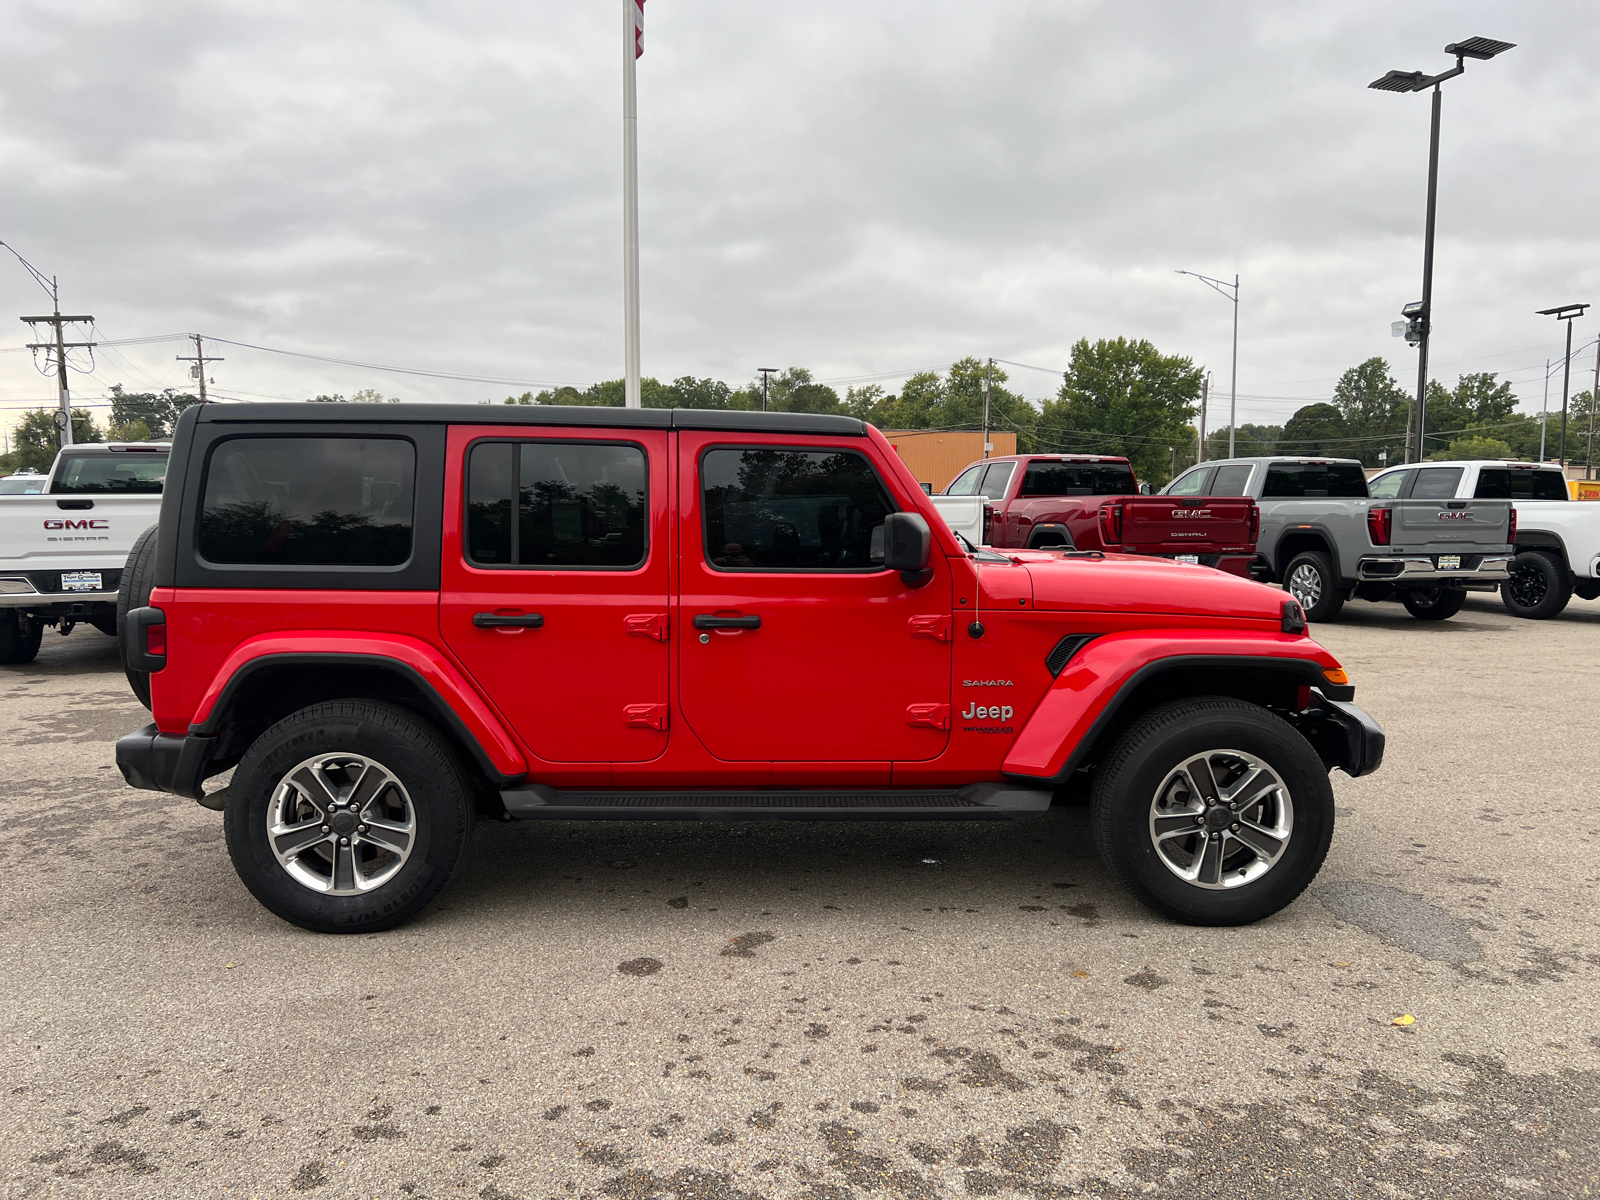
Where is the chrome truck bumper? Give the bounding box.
[1356,554,1511,585]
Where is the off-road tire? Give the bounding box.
[1500,550,1572,620]
[1090,697,1335,926]
[1282,551,1344,623]
[0,610,43,665]
[225,700,474,934]
[1400,586,1467,621]
[117,524,160,707]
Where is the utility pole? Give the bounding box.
[1590,341,1599,481]
[1539,358,1551,462]
[1198,371,1210,463]
[175,334,224,404]
[20,305,94,450]
[758,368,777,413]
[982,358,993,459]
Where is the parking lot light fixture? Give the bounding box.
[1370,37,1515,463]
[1538,304,1590,468]
[1176,271,1239,458]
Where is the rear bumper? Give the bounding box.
[1356,554,1511,584]
[116,723,217,801]
[0,592,118,609]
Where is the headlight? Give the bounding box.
[0,578,37,594]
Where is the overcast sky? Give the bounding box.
[1,0,1596,437]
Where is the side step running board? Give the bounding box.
[498,782,1053,822]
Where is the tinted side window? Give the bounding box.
[1262,463,1369,498]
[467,441,647,568]
[979,462,1015,500]
[1018,462,1138,496]
[945,464,983,496]
[1166,468,1210,496]
[199,438,415,566]
[1209,465,1253,496]
[1475,468,1568,500]
[55,453,168,494]
[1410,467,1462,500]
[702,447,894,571]
[1367,471,1407,499]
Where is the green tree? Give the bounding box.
[109,385,201,439]
[1431,436,1514,461]
[10,408,102,473]
[862,359,1038,450]
[1204,423,1283,460]
[1330,357,1410,466]
[109,418,153,442]
[1036,338,1201,486]
[349,388,400,403]
[1280,403,1348,455]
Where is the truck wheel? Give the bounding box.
[1500,551,1572,620]
[0,611,43,665]
[117,524,160,707]
[1090,698,1334,926]
[1283,552,1344,622]
[1400,587,1467,621]
[224,700,474,934]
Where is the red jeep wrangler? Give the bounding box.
[115,405,1381,933]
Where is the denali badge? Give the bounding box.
[1171,509,1212,519]
[962,679,1013,687]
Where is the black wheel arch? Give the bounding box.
[1027,524,1076,550]
[1274,529,1342,584]
[1514,532,1570,573]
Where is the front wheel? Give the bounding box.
[1282,552,1344,623]
[1091,698,1335,926]
[224,700,474,933]
[1500,550,1572,620]
[1400,587,1466,621]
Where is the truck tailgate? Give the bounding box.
[1111,497,1257,554]
[1388,499,1511,551]
[0,496,162,575]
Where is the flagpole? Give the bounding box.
[622,0,642,408]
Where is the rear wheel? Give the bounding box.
[1401,586,1467,620]
[1091,698,1334,926]
[117,524,160,707]
[0,610,43,665]
[1283,551,1344,623]
[1501,550,1572,620]
[224,700,474,933]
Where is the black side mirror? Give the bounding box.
[884,512,934,587]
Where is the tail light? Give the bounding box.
[1247,504,1260,544]
[1507,505,1517,543]
[146,623,166,656]
[1367,506,1392,546]
[1099,503,1123,546]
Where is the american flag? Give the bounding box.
[634,0,646,58]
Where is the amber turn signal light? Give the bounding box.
[1322,667,1349,686]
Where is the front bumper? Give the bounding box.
[116,723,218,801]
[1293,693,1385,779]
[1356,554,1511,585]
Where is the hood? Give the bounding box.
[993,552,1288,621]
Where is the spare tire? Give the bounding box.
[118,524,160,708]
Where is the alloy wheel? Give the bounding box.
[1287,563,1323,610]
[267,753,416,895]
[1147,749,1293,890]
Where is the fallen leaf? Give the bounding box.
[1330,961,1351,968]
[1072,970,1090,979]
[225,963,236,969]
[1392,1014,1415,1027]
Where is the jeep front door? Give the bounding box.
[676,434,952,763]
[440,426,670,763]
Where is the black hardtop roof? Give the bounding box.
[193,402,867,437]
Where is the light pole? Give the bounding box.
[1176,271,1238,457]
[757,368,778,413]
[1371,36,1515,464]
[1538,304,1589,469]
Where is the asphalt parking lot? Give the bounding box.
[3,595,1598,1199]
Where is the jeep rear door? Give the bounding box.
[439,425,671,763]
[676,431,952,763]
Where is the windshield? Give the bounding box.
[53,452,168,494]
[1019,461,1138,497]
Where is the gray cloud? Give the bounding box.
[1,0,1595,431]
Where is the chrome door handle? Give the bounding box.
[473,612,545,628]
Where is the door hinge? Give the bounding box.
[908,614,952,642]
[624,613,668,641]
[905,703,950,730]
[623,703,669,731]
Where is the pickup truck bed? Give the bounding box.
[0,443,168,661]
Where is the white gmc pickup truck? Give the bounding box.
[1366,459,1600,619]
[0,443,168,662]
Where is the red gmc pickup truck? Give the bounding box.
[944,454,1258,575]
[115,405,1380,934]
